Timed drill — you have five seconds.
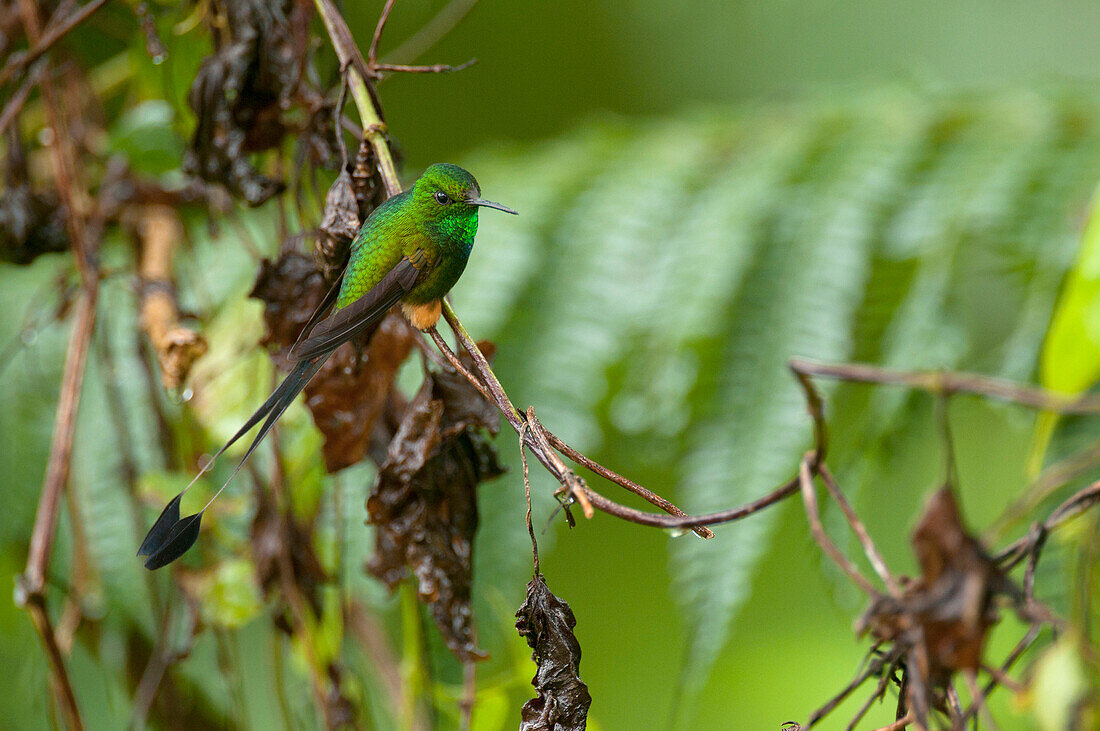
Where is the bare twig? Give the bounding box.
[427,328,493,403]
[789,357,1100,415]
[368,0,397,67]
[313,0,401,196]
[798,457,879,596]
[519,421,539,575]
[0,58,46,135]
[0,0,109,89]
[963,670,998,731]
[843,667,897,731]
[527,410,593,518]
[430,317,716,535]
[818,465,901,597]
[988,435,1100,541]
[374,59,477,75]
[872,713,913,731]
[13,2,100,725]
[383,0,480,65]
[460,661,476,731]
[997,478,1100,568]
[21,594,83,730]
[364,0,477,78]
[807,645,895,727]
[541,430,714,538]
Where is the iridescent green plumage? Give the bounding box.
[338,163,488,309]
[138,163,515,570]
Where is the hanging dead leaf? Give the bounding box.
[366,350,504,661]
[515,574,592,731]
[316,169,361,279]
[856,487,1027,724]
[0,127,67,265]
[182,0,312,205]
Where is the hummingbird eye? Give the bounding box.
[433,191,452,205]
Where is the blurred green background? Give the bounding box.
[4,1,1100,729]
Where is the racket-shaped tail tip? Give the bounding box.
[142,512,204,570]
[137,493,183,557]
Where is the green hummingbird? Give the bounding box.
[138,163,516,569]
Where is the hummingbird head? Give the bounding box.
[412,163,518,227]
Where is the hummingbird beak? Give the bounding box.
[468,198,518,215]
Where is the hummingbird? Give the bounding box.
[137,163,517,570]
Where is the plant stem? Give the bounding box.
[313,0,402,197]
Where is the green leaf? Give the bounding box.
[107,100,184,177]
[1039,186,1100,397]
[1030,636,1089,731]
[196,559,265,629]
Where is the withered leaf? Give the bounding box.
[352,135,388,218]
[857,487,1024,723]
[182,0,309,205]
[367,351,504,661]
[907,488,1019,682]
[0,128,67,265]
[250,252,417,471]
[515,574,592,731]
[306,313,417,471]
[316,169,361,278]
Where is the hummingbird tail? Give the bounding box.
[139,356,329,569]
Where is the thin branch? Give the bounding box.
[963,670,998,731]
[934,394,958,488]
[527,409,593,518]
[541,428,714,538]
[996,478,1100,568]
[519,421,539,574]
[872,713,913,731]
[368,0,397,67]
[0,0,109,88]
[460,661,476,731]
[374,59,477,75]
[959,623,1044,727]
[842,660,900,731]
[427,327,493,403]
[21,594,83,730]
[789,357,1100,415]
[437,314,712,529]
[798,457,879,596]
[988,434,1100,541]
[13,3,99,725]
[818,465,901,597]
[364,0,477,78]
[807,645,893,727]
[383,0,480,65]
[313,0,401,196]
[0,58,46,135]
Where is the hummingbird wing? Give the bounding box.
[288,256,421,362]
